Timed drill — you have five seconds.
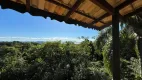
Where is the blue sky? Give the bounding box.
[0,7,98,42]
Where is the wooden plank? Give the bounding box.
[38,0,45,10]
[98,6,142,30]
[64,0,83,21]
[90,0,113,14]
[0,0,100,29]
[130,4,135,11]
[98,21,112,30]
[116,0,136,10]
[47,0,104,24]
[112,8,120,80]
[93,13,110,23]
[16,0,20,2]
[89,13,110,26]
[91,0,136,25]
[124,7,142,18]
[26,0,30,11]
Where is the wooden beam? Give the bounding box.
[0,0,98,29]
[47,0,104,24]
[90,0,136,15]
[89,13,110,26]
[47,0,70,9]
[64,0,83,21]
[26,0,30,11]
[38,0,45,10]
[16,0,20,2]
[116,0,136,10]
[130,4,135,11]
[90,0,136,26]
[124,7,142,18]
[112,8,120,80]
[90,0,113,14]
[94,13,110,23]
[98,6,142,30]
[98,21,112,30]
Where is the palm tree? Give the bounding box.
[95,12,142,77]
[122,12,142,75]
[123,12,142,36]
[94,27,113,77]
[94,27,112,55]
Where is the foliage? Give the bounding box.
[0,24,142,80]
[0,41,110,80]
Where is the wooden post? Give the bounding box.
[112,8,120,80]
[26,0,30,12]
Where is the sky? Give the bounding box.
[0,6,98,42]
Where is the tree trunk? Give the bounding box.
[138,37,142,76]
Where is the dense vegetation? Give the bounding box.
[0,26,141,80]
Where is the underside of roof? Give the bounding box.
[0,0,142,30]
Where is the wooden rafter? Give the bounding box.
[47,0,70,10]
[1,0,140,30]
[47,0,137,29]
[90,0,137,26]
[116,0,136,10]
[90,0,113,14]
[0,0,99,29]
[98,21,112,30]
[16,0,20,2]
[64,0,84,21]
[93,13,110,23]
[89,13,110,26]
[124,7,142,18]
[47,0,105,24]
[26,0,30,11]
[99,6,142,30]
[131,2,137,13]
[130,4,135,11]
[46,0,138,29]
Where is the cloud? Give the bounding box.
[0,37,87,43]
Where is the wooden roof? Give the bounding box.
[0,0,142,30]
